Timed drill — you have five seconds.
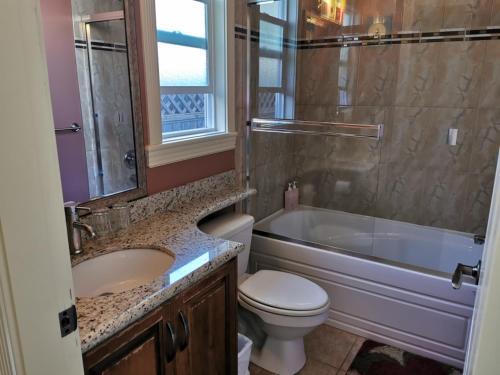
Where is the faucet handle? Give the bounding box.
[64,201,92,217]
[64,201,92,214]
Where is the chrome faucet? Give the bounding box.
[64,202,96,255]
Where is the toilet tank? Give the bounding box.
[199,213,255,276]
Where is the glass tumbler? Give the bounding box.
[110,203,130,232]
[88,208,112,237]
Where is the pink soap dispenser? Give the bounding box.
[291,181,299,209]
[284,183,294,210]
[284,181,299,210]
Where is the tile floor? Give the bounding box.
[249,324,365,375]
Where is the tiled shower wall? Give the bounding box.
[236,0,500,234]
[294,0,500,234]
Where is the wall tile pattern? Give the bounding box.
[235,0,500,233]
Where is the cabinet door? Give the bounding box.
[175,259,237,375]
[84,308,166,375]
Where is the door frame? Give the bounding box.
[1,1,499,374]
[0,0,84,373]
[0,230,21,374]
[464,152,500,374]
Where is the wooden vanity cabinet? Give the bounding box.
[174,258,238,375]
[83,308,166,375]
[83,259,237,375]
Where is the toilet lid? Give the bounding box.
[238,270,329,311]
[238,293,330,317]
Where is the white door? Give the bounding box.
[0,0,84,374]
[463,153,500,375]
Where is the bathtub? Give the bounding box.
[250,206,483,368]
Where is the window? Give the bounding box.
[140,0,236,167]
[156,0,215,139]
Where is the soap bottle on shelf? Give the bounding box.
[284,183,294,210]
[291,181,299,209]
[284,181,299,210]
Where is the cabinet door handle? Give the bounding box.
[165,321,177,363]
[178,311,190,351]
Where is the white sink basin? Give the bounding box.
[72,249,175,297]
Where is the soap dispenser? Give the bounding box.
[291,181,299,209]
[284,181,299,210]
[285,183,294,210]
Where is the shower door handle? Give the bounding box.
[452,261,481,289]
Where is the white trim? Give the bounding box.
[160,86,212,95]
[225,0,236,136]
[147,132,237,167]
[0,227,19,375]
[1,1,84,373]
[162,126,216,141]
[464,151,500,375]
[139,0,163,145]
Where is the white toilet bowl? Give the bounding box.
[199,214,330,375]
[238,270,330,375]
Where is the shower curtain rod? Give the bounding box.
[251,118,384,140]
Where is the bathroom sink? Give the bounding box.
[72,249,175,297]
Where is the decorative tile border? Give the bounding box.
[235,25,500,49]
[234,25,296,48]
[75,39,128,53]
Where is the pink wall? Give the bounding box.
[133,1,235,195]
[40,0,90,203]
[147,150,235,195]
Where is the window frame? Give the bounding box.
[155,0,213,94]
[140,0,236,167]
[157,0,216,140]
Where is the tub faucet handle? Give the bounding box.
[452,261,481,289]
[474,234,485,245]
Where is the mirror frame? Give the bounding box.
[83,0,147,209]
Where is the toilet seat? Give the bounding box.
[238,294,330,328]
[238,292,329,317]
[238,270,329,312]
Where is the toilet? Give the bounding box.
[200,213,330,375]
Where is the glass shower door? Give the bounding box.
[247,0,382,258]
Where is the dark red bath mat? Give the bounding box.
[346,340,462,375]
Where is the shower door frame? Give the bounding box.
[84,12,128,197]
[244,0,299,194]
[77,1,148,209]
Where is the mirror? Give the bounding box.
[41,0,146,207]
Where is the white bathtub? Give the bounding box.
[250,206,483,368]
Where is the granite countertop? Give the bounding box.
[73,180,256,353]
